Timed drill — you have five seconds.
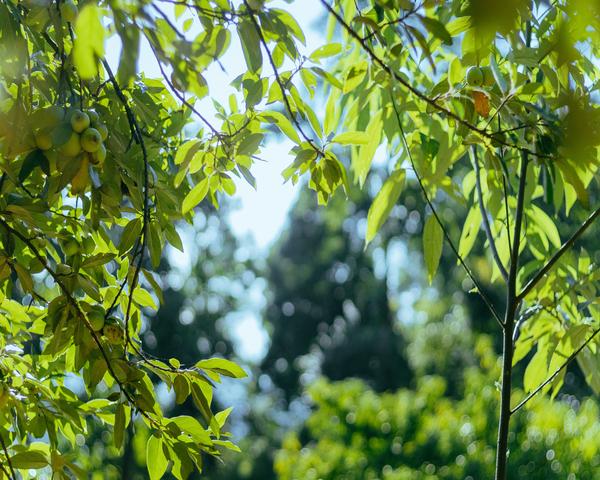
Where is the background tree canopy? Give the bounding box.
[0,0,599,479]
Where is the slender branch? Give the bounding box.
[511,325,600,414]
[100,59,150,355]
[142,35,222,138]
[471,147,509,282]
[390,91,503,328]
[362,2,424,40]
[518,206,600,302]
[494,150,528,480]
[244,0,325,157]
[319,0,545,159]
[0,432,16,480]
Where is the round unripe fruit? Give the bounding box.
[70,110,90,133]
[91,143,106,164]
[63,238,79,257]
[87,110,100,124]
[95,123,108,141]
[466,66,484,87]
[60,132,82,156]
[60,0,78,22]
[81,128,102,153]
[34,130,52,150]
[87,308,105,332]
[104,323,125,345]
[55,263,72,276]
[481,66,495,87]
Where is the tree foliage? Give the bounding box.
[0,0,599,478]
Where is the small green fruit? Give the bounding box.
[81,128,102,153]
[55,263,72,276]
[95,123,108,141]
[70,109,90,133]
[104,322,125,345]
[60,0,78,23]
[60,132,82,156]
[87,307,105,332]
[87,110,100,125]
[34,130,53,150]
[63,238,79,257]
[91,143,106,164]
[481,66,495,87]
[466,66,484,87]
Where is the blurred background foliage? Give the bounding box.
[75,166,600,479]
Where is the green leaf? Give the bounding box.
[119,218,142,256]
[309,43,342,61]
[146,434,168,480]
[237,20,262,73]
[366,169,406,245]
[331,131,370,145]
[343,61,368,94]
[423,214,444,284]
[73,5,105,79]
[175,140,202,166]
[182,179,210,214]
[196,358,247,378]
[458,206,482,259]
[114,403,125,450]
[9,451,49,469]
[174,375,190,405]
[355,112,382,186]
[420,16,452,45]
[260,111,301,144]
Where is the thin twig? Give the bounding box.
[100,59,150,356]
[0,432,16,480]
[517,206,600,302]
[390,91,503,328]
[511,325,600,414]
[472,147,509,282]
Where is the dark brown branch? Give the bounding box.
[494,150,528,480]
[472,146,509,282]
[100,59,150,355]
[517,206,600,302]
[511,325,600,414]
[0,432,16,480]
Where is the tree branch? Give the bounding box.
[517,206,600,302]
[471,146,509,282]
[0,432,16,480]
[390,92,503,328]
[100,59,150,355]
[511,325,600,414]
[319,0,545,159]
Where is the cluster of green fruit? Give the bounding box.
[32,106,108,165]
[23,0,78,31]
[81,304,126,345]
[465,66,496,88]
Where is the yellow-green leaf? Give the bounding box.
[73,5,105,79]
[366,169,406,245]
[423,214,444,284]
